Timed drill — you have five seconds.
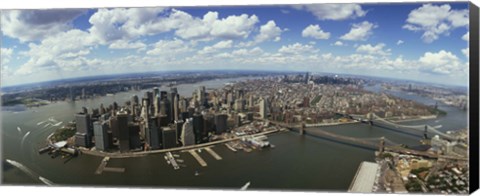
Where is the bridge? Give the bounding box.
[368,113,458,141]
[267,119,466,161]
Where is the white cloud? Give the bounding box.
[340,21,377,41]
[88,8,170,43]
[198,40,233,55]
[356,43,391,56]
[302,24,330,40]
[462,48,469,58]
[278,43,318,54]
[1,10,85,42]
[294,4,366,20]
[418,50,464,75]
[146,39,192,57]
[403,4,469,43]
[255,20,283,43]
[1,48,14,65]
[462,32,469,41]
[15,29,96,75]
[396,40,404,45]
[109,40,147,50]
[332,41,345,46]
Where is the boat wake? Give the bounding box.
[5,159,37,180]
[39,176,56,186]
[21,131,31,147]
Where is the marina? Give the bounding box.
[165,152,180,170]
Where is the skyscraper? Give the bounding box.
[93,121,110,151]
[162,127,177,149]
[259,97,268,119]
[192,113,204,144]
[145,117,160,150]
[197,86,206,107]
[214,113,228,134]
[180,118,195,146]
[117,111,130,152]
[173,95,179,122]
[174,120,184,144]
[75,111,93,147]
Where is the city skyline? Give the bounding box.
[1,2,470,87]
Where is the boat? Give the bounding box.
[240,182,251,190]
[194,170,199,176]
[17,126,22,133]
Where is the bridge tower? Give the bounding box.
[367,112,374,126]
[423,125,428,139]
[378,137,385,155]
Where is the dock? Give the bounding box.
[103,167,125,173]
[225,143,237,152]
[188,150,207,167]
[166,152,180,170]
[95,156,110,175]
[204,147,222,160]
[348,161,379,193]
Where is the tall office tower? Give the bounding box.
[75,112,93,147]
[160,91,168,100]
[141,98,149,125]
[180,112,190,122]
[227,92,234,105]
[131,95,139,106]
[214,113,228,134]
[180,118,195,146]
[100,104,106,115]
[69,86,75,101]
[234,114,242,127]
[110,116,119,139]
[160,99,171,123]
[154,95,160,116]
[246,112,254,122]
[259,97,268,119]
[305,72,309,84]
[235,99,244,112]
[153,87,160,98]
[173,95,179,122]
[249,94,254,108]
[168,90,178,123]
[145,91,154,107]
[81,88,86,99]
[113,102,119,111]
[162,127,177,149]
[117,111,130,152]
[174,120,184,144]
[93,121,110,151]
[179,97,188,112]
[203,113,215,136]
[145,117,160,149]
[128,123,142,150]
[192,113,204,144]
[158,114,169,128]
[197,86,206,106]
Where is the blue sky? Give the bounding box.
[0,2,470,87]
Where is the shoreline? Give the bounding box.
[78,129,283,159]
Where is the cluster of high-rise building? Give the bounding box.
[73,86,262,152]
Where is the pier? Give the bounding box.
[95,156,125,174]
[95,156,110,175]
[188,150,207,167]
[204,147,222,160]
[166,152,180,170]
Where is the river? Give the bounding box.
[1,78,468,191]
